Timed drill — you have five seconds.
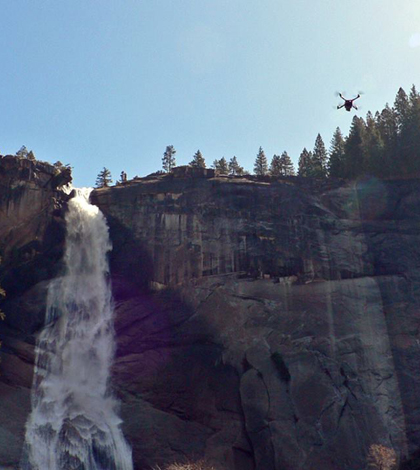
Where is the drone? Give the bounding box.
[337,93,361,112]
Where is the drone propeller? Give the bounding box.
[334,90,364,98]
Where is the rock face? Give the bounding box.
[0,155,71,332]
[0,156,71,468]
[91,174,420,470]
[1,165,420,470]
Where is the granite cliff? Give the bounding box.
[0,156,71,468]
[1,159,420,469]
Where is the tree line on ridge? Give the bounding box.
[95,85,418,186]
[6,86,419,187]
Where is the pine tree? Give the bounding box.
[312,134,328,177]
[162,145,177,172]
[254,146,268,176]
[364,111,385,176]
[271,152,295,176]
[269,154,282,176]
[394,87,410,132]
[228,156,244,175]
[212,157,229,175]
[393,87,411,173]
[189,150,206,168]
[298,148,313,177]
[376,104,398,176]
[95,167,112,188]
[328,127,345,178]
[280,151,295,176]
[219,157,229,174]
[342,116,367,179]
[406,85,420,174]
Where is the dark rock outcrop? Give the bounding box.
[1,166,420,470]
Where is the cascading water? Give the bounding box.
[22,188,133,470]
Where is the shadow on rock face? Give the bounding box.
[112,287,254,470]
[105,214,155,296]
[0,217,67,335]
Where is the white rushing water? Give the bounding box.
[22,188,133,470]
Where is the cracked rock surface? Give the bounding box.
[1,169,420,469]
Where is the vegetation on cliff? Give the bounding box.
[6,85,420,187]
[367,444,397,470]
[189,150,206,169]
[295,85,420,179]
[150,85,420,182]
[162,145,177,172]
[96,167,113,188]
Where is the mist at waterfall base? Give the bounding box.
[22,188,133,470]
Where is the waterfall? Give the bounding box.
[22,188,133,470]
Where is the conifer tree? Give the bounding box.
[254,146,268,176]
[189,150,206,168]
[95,167,112,188]
[298,148,313,177]
[393,87,412,172]
[280,151,295,176]
[394,87,410,132]
[162,145,177,172]
[269,154,282,176]
[328,127,346,178]
[376,104,398,176]
[228,156,244,175]
[343,116,367,179]
[212,157,229,175]
[364,111,385,175]
[406,85,420,174]
[311,134,328,177]
[218,157,229,175]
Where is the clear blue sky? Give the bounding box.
[1,0,420,187]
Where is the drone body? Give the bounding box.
[337,93,361,111]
